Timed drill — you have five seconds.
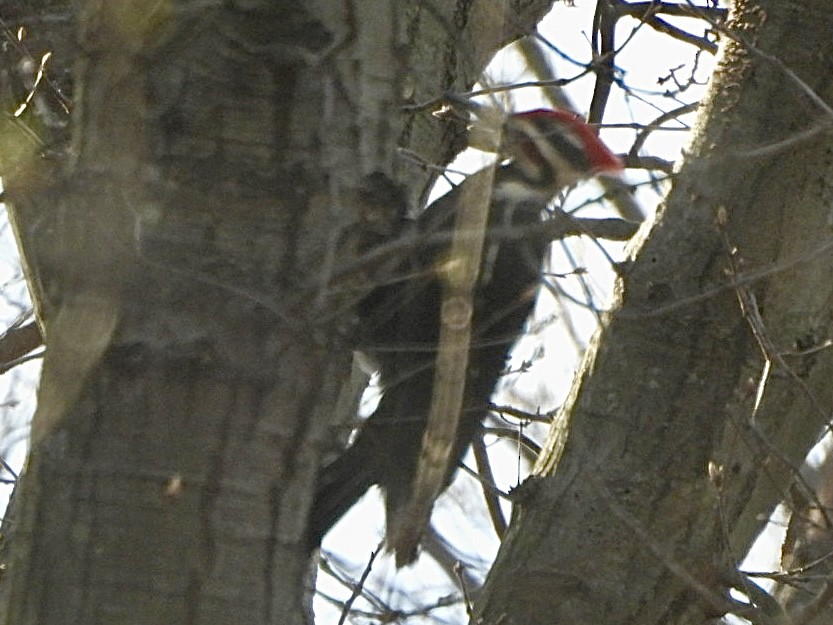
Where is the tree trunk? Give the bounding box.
[0,1,552,623]
[475,2,833,624]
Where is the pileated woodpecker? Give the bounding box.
[308,106,623,562]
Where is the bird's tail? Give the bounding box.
[306,439,378,551]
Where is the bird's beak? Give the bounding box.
[440,94,507,154]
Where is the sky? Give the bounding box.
[0,3,787,625]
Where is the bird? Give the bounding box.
[307,105,624,564]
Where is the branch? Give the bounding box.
[0,319,42,374]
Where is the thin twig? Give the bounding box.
[336,540,383,625]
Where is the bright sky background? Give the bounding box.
[0,191,39,502]
[0,2,802,625]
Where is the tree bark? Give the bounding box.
[0,1,553,623]
[475,2,833,624]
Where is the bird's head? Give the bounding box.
[451,100,623,195]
